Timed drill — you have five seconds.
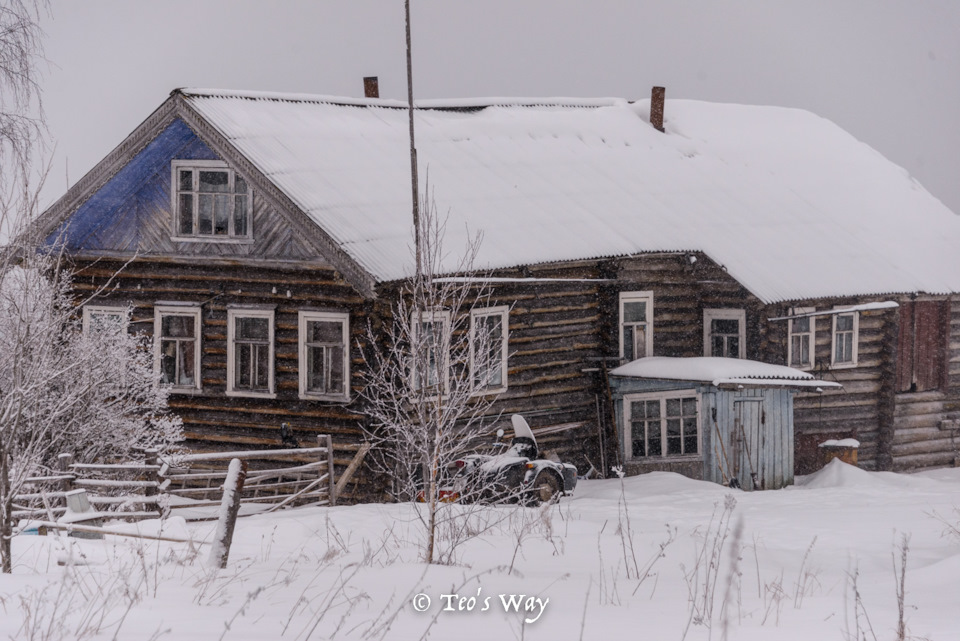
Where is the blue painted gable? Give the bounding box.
[46,118,219,251]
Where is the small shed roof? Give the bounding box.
[609,357,842,389]
[179,89,960,303]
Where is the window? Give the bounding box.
[703,309,746,358]
[619,291,653,361]
[625,392,700,459]
[298,311,350,401]
[154,305,202,391]
[897,300,949,392]
[171,160,251,239]
[83,305,128,334]
[470,306,509,393]
[831,310,859,368]
[227,308,275,397]
[787,307,816,370]
[411,310,450,393]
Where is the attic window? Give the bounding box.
[171,160,251,240]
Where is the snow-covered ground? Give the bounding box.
[3,459,959,640]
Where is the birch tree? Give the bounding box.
[0,0,47,237]
[360,196,509,564]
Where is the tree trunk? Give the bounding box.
[1,499,10,574]
[426,485,436,564]
[1,447,12,574]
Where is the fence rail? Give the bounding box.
[12,434,356,523]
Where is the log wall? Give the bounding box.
[758,298,896,473]
[434,261,608,473]
[887,296,960,471]
[73,253,960,501]
[72,258,378,502]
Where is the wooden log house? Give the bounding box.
[31,87,960,495]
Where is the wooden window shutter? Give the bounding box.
[896,301,915,392]
[914,301,949,392]
[898,300,949,392]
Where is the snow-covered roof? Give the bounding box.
[609,356,842,389]
[181,89,960,303]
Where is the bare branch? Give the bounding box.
[358,186,510,564]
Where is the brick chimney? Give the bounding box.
[363,76,379,99]
[650,86,665,132]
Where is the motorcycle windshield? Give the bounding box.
[507,415,538,459]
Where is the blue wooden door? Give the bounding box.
[734,398,764,490]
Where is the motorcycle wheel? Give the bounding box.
[529,471,562,506]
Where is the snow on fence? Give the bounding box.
[13,435,342,523]
[161,436,337,518]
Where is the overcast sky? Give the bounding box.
[39,0,960,215]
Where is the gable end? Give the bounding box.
[34,93,377,299]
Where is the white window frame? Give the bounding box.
[470,306,509,395]
[410,309,451,394]
[154,305,203,393]
[703,309,746,358]
[170,159,253,242]
[831,309,859,369]
[226,307,276,399]
[298,310,350,402]
[787,306,816,371]
[82,304,129,334]
[619,291,654,361]
[623,390,701,460]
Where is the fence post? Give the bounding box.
[319,435,336,506]
[57,453,74,493]
[208,458,247,569]
[144,449,161,514]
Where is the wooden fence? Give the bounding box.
[12,435,362,523]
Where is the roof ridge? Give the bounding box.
[176,88,629,111]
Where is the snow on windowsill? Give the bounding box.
[818,438,860,448]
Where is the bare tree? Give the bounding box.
[0,0,48,237]
[360,193,511,564]
[0,242,183,573]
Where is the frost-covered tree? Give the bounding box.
[0,0,180,574]
[0,0,47,233]
[0,249,183,573]
[360,196,508,564]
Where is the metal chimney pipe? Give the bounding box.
[650,86,665,132]
[363,76,379,99]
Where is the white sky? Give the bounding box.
[39,0,960,215]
